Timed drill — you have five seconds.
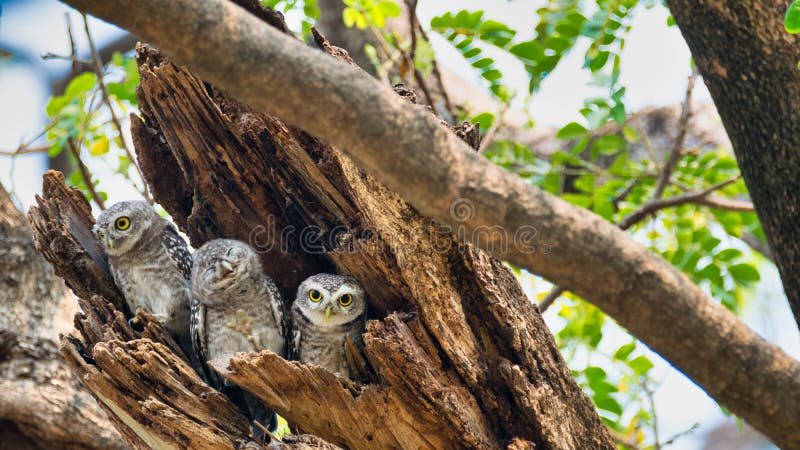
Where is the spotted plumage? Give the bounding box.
[93,201,195,366]
[190,238,287,435]
[291,273,367,378]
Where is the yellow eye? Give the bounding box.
[115,216,131,231]
[338,293,353,307]
[309,289,322,302]
[96,230,104,240]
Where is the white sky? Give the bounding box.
[0,1,793,448]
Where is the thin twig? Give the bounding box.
[617,176,740,229]
[612,430,644,450]
[405,0,419,63]
[651,69,698,200]
[415,21,456,122]
[82,14,153,204]
[540,176,741,312]
[40,52,93,65]
[67,137,106,210]
[538,286,565,312]
[66,13,79,74]
[0,145,50,156]
[642,380,661,450]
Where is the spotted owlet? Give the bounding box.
[94,201,194,362]
[190,238,287,435]
[291,273,367,379]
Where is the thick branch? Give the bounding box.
[56,0,800,447]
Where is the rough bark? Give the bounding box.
[0,183,125,449]
[128,22,612,448]
[665,0,800,328]
[58,0,800,447]
[27,172,335,450]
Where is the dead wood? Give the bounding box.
[27,172,336,449]
[124,12,613,449]
[0,183,124,449]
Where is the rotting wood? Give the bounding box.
[28,172,340,449]
[126,11,613,449]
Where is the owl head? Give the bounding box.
[191,239,262,304]
[295,273,366,326]
[94,201,159,256]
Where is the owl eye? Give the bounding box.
[308,289,323,302]
[96,230,104,240]
[338,293,353,307]
[115,216,131,231]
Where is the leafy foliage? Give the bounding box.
[44,52,143,204]
[261,0,320,37]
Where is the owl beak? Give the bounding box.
[325,306,333,321]
[107,237,116,249]
[217,260,235,278]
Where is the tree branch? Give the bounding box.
[55,0,800,447]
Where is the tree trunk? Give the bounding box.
[666,0,800,328]
[0,184,125,449]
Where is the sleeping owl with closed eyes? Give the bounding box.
[291,273,367,379]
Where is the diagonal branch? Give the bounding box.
[53,0,800,447]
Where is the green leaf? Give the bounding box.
[592,135,625,155]
[342,7,358,27]
[593,394,623,416]
[509,41,544,64]
[377,1,401,18]
[556,122,587,140]
[613,342,636,361]
[584,366,607,382]
[729,263,760,284]
[89,137,110,156]
[472,112,495,129]
[786,1,800,33]
[716,248,742,262]
[628,356,653,376]
[65,72,97,99]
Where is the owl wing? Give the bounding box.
[264,277,290,358]
[190,296,223,388]
[161,223,192,280]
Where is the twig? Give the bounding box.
[612,430,644,450]
[538,286,565,312]
[415,20,456,122]
[651,69,698,200]
[612,174,644,210]
[617,176,740,229]
[40,52,93,65]
[0,145,50,156]
[66,137,106,210]
[66,13,79,74]
[405,0,419,63]
[540,176,741,312]
[642,380,661,450]
[82,14,153,204]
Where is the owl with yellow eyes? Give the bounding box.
[93,201,195,368]
[291,273,367,379]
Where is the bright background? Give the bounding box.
[0,1,795,449]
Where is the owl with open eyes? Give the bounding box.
[93,201,195,364]
[291,273,367,378]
